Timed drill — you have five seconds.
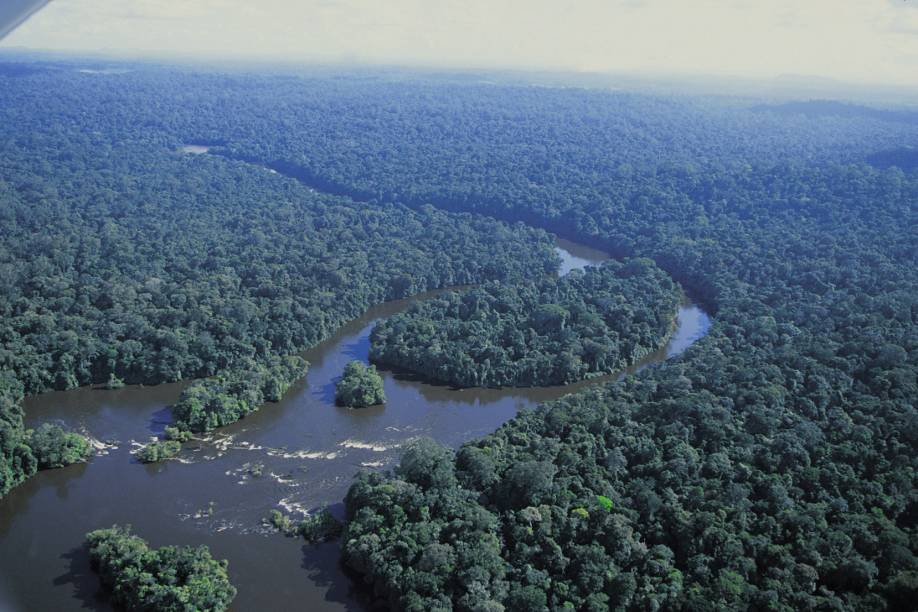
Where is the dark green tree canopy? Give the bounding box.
[335,361,386,408]
[172,355,308,433]
[0,66,558,494]
[27,423,92,470]
[370,259,682,387]
[0,61,915,610]
[86,525,237,612]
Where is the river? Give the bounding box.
[0,200,710,611]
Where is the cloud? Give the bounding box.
[885,0,918,34]
[2,0,917,86]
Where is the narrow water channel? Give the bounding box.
[0,170,711,612]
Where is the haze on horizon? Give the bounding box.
[2,0,918,87]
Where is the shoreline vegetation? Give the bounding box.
[0,102,560,483]
[0,62,914,611]
[267,508,344,543]
[171,355,308,433]
[137,355,308,463]
[0,373,91,496]
[369,259,682,388]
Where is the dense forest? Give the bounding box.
[0,63,559,495]
[0,61,915,610]
[292,83,916,608]
[0,373,36,495]
[370,259,681,387]
[171,354,308,433]
[86,525,236,611]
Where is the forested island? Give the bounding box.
[335,361,386,408]
[0,59,915,611]
[86,526,236,611]
[172,355,308,433]
[268,508,343,543]
[370,259,681,387]
[136,355,309,462]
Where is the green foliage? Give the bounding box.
[0,61,916,609]
[298,509,344,543]
[136,440,181,464]
[268,508,343,542]
[27,423,92,469]
[334,361,385,408]
[396,437,457,489]
[267,509,295,535]
[311,76,918,609]
[86,525,236,612]
[0,372,36,496]
[172,355,307,433]
[135,426,192,464]
[595,495,613,511]
[163,426,192,443]
[0,71,557,496]
[0,102,556,401]
[343,464,507,611]
[2,371,90,492]
[104,373,126,390]
[371,259,681,387]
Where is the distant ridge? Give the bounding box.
[752,99,918,125]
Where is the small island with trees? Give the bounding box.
[335,361,386,408]
[171,355,309,433]
[369,258,682,387]
[134,355,309,463]
[267,507,343,542]
[86,525,236,611]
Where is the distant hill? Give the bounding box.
[752,99,918,125]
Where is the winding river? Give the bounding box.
[0,159,711,611]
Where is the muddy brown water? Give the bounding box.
[0,240,710,611]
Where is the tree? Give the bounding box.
[136,439,181,463]
[396,437,457,489]
[370,260,681,388]
[86,525,237,612]
[27,423,92,469]
[335,361,386,408]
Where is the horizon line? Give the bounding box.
[2,45,918,98]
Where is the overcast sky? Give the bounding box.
[2,0,918,86]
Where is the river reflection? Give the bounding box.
[0,239,710,611]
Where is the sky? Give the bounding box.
[2,0,918,86]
